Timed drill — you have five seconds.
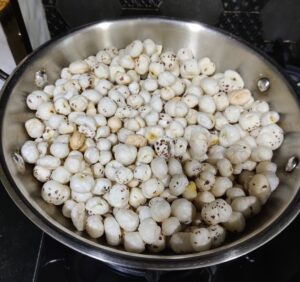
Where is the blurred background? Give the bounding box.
[2,0,300,83]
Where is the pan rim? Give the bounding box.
[0,17,299,270]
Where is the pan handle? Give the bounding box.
[0,69,9,81]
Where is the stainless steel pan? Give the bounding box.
[1,18,300,270]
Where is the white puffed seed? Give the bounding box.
[148,234,166,253]
[119,55,135,69]
[162,217,181,236]
[228,89,252,106]
[127,40,143,57]
[211,176,233,197]
[21,141,40,164]
[129,187,146,208]
[169,174,189,196]
[106,184,129,208]
[114,208,139,231]
[117,128,134,143]
[69,60,89,74]
[98,97,117,117]
[219,124,241,147]
[168,158,183,176]
[50,142,69,159]
[158,71,176,87]
[33,165,51,182]
[96,50,111,64]
[62,200,77,218]
[86,215,104,238]
[200,77,219,95]
[113,144,137,165]
[25,118,45,138]
[224,105,241,123]
[92,178,111,195]
[104,160,122,181]
[239,112,260,131]
[262,171,279,191]
[124,232,145,253]
[256,161,277,173]
[115,166,133,184]
[137,205,151,221]
[199,57,216,75]
[133,164,151,181]
[184,159,202,178]
[36,102,56,121]
[149,197,171,222]
[137,146,154,163]
[48,115,67,130]
[182,181,197,200]
[70,173,95,193]
[217,159,233,177]
[256,124,284,150]
[261,111,280,126]
[143,39,157,56]
[231,196,261,218]
[64,152,83,173]
[54,98,71,116]
[223,211,246,233]
[37,155,61,170]
[86,197,109,215]
[26,91,49,110]
[225,142,251,164]
[194,191,215,209]
[51,166,71,184]
[197,112,215,129]
[214,112,228,131]
[177,48,194,62]
[138,218,161,244]
[42,180,70,205]
[195,171,215,191]
[83,147,99,164]
[135,54,150,75]
[151,157,168,179]
[180,59,200,79]
[104,216,122,246]
[171,198,196,224]
[248,174,271,204]
[71,202,86,231]
[199,95,216,114]
[201,199,232,225]
[160,51,178,71]
[251,146,273,162]
[190,227,212,251]
[69,96,88,112]
[208,224,226,247]
[226,187,246,203]
[213,92,229,111]
[141,178,164,198]
[170,232,194,254]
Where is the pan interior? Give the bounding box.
[1,18,300,269]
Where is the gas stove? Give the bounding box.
[1,1,300,282]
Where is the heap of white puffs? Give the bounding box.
[20,39,284,254]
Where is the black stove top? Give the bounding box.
[2,1,300,281]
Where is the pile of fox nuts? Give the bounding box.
[20,39,284,254]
